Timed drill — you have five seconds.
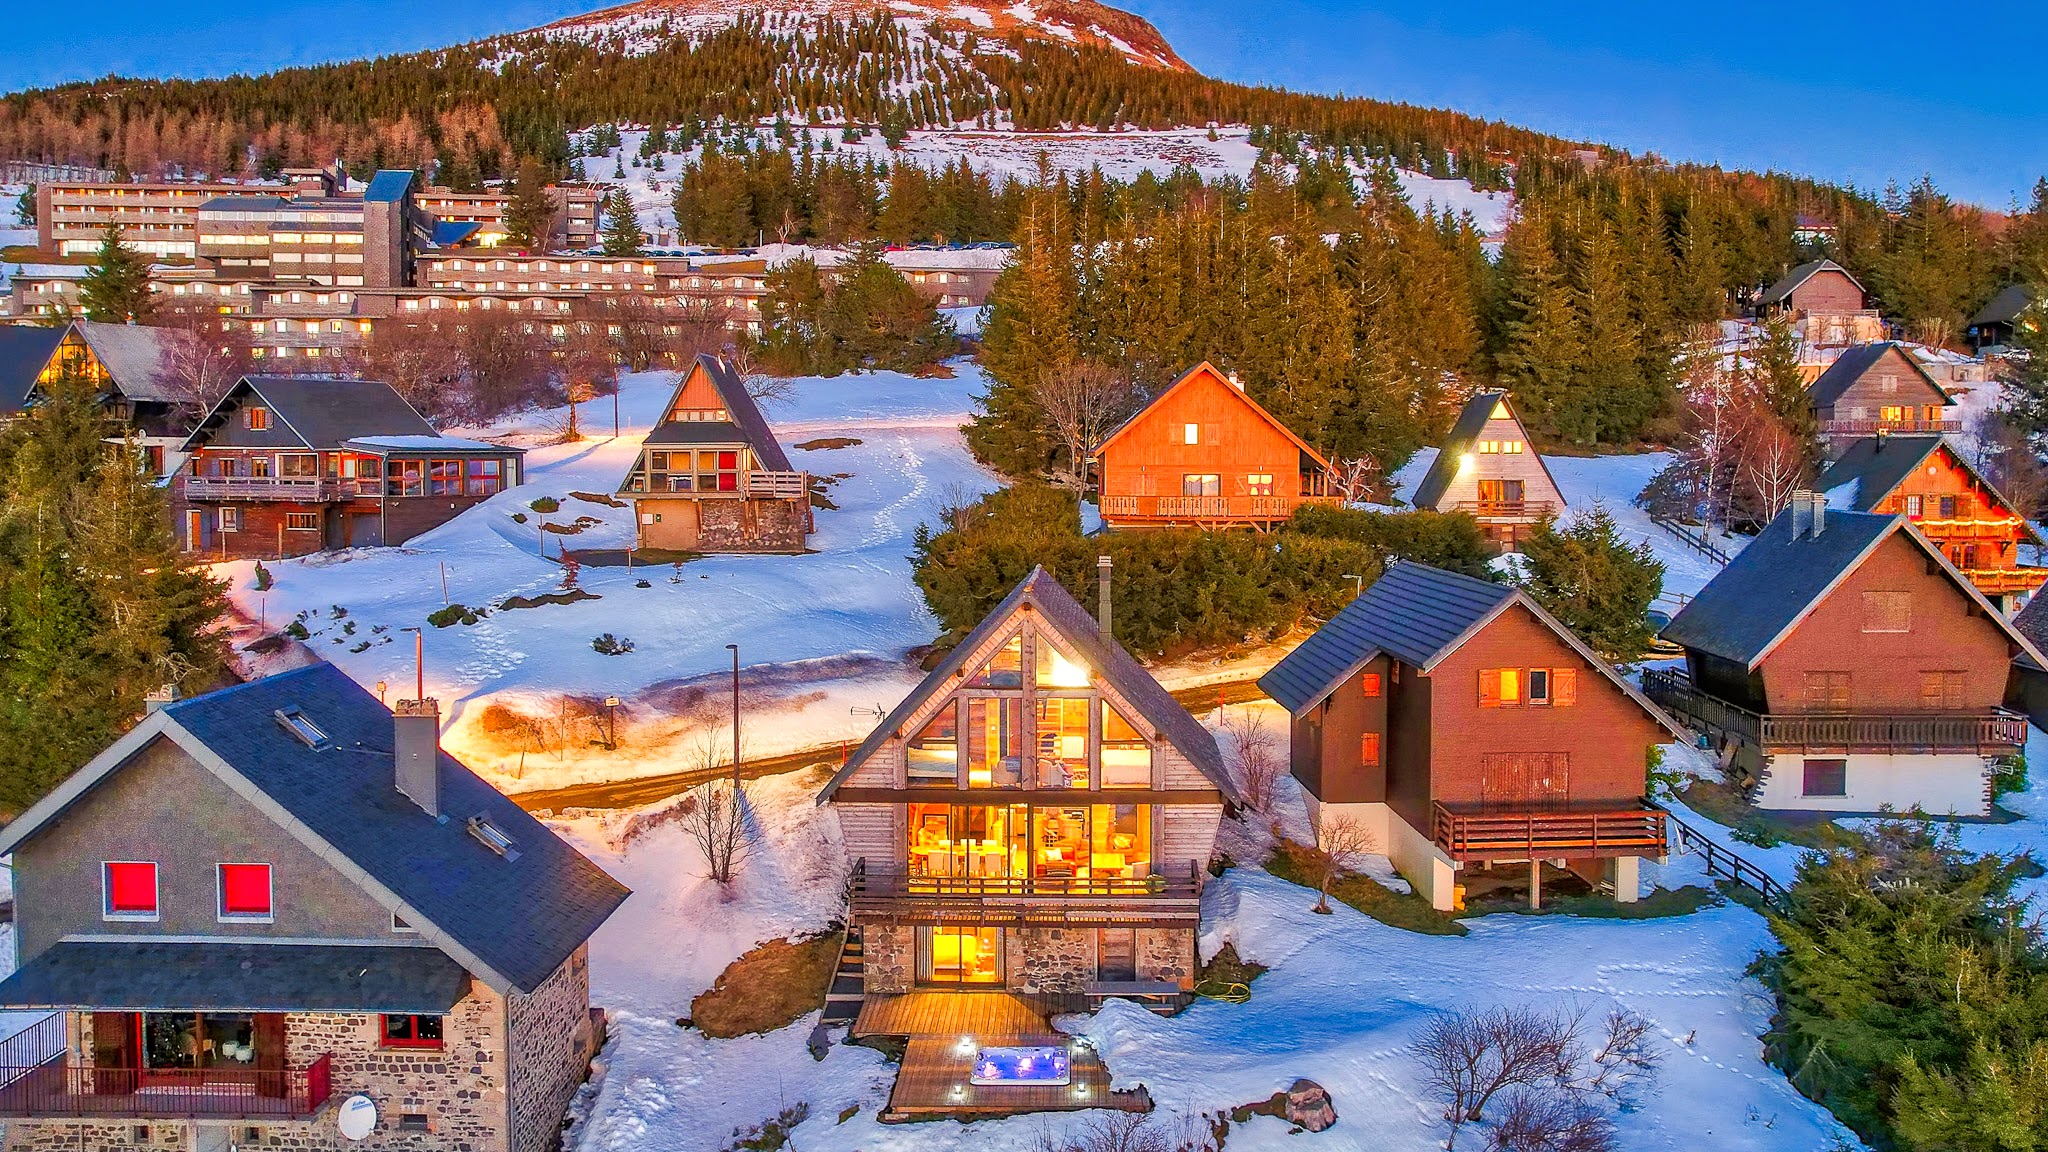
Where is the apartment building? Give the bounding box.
[413,184,604,251]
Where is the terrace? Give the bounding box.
[1643,668,2028,754]
[847,859,1203,926]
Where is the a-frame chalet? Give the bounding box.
[1411,391,1565,550]
[618,354,811,553]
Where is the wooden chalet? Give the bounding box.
[617,354,811,553]
[1815,433,2046,610]
[1410,391,1565,551]
[1259,562,1683,910]
[1090,362,1336,530]
[1757,259,1879,346]
[175,375,525,559]
[0,321,192,476]
[1646,495,2042,816]
[1807,342,1956,441]
[820,562,1232,1010]
[1971,284,2040,351]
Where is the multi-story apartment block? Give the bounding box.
[412,185,604,251]
[0,662,629,1152]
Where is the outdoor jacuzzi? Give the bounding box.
[970,1045,1072,1086]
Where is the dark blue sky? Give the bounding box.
[4,0,2040,208]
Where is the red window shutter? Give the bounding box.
[1361,673,1382,698]
[718,451,738,470]
[1552,668,1578,707]
[220,863,272,917]
[105,863,157,915]
[1359,732,1381,767]
[1478,669,1501,708]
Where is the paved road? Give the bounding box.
[511,676,1271,812]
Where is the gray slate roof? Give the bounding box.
[1807,342,1953,408]
[818,567,1232,801]
[0,663,628,994]
[1260,562,1513,713]
[1759,259,1863,307]
[0,324,69,416]
[183,375,438,451]
[1972,284,2038,329]
[1412,390,1505,510]
[1814,434,2044,545]
[74,321,180,404]
[643,420,752,447]
[0,941,470,1013]
[1661,509,1894,667]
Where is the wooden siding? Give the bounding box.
[1096,365,1331,528]
[1817,346,1948,422]
[838,803,901,863]
[1422,406,1565,520]
[1423,605,1664,823]
[1862,443,2043,597]
[1758,529,2015,716]
[1787,269,1867,315]
[1159,804,1222,871]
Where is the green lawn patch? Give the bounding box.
[1264,841,1467,936]
[1676,778,1862,851]
[1194,942,1268,1002]
[685,932,842,1039]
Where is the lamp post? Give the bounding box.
[725,643,741,786]
[603,695,621,751]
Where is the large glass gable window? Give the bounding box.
[906,700,959,783]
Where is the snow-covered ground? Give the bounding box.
[215,363,1002,790]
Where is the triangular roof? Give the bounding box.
[643,354,792,472]
[0,664,629,994]
[1660,508,2048,670]
[1759,258,1865,307]
[1807,342,1954,409]
[181,375,441,451]
[1410,390,1564,511]
[1972,283,2038,330]
[1814,433,2044,546]
[74,321,181,404]
[1258,561,1684,738]
[0,324,71,416]
[1092,361,1332,471]
[817,567,1232,801]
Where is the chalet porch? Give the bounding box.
[1431,802,1666,862]
[1643,668,2028,754]
[846,859,1204,927]
[849,992,1148,1120]
[0,1016,332,1121]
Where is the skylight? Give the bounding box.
[274,708,331,749]
[467,815,521,862]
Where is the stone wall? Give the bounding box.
[508,946,593,1152]
[1136,928,1194,988]
[862,924,912,994]
[4,1120,190,1152]
[695,497,809,553]
[1007,927,1095,994]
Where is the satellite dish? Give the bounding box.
[337,1095,378,1141]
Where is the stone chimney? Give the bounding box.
[1788,490,1826,539]
[144,684,179,714]
[394,698,441,817]
[1097,555,1114,644]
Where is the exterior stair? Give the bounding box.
[820,925,865,1028]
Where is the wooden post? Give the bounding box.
[440,562,450,605]
[1529,859,1542,910]
[277,522,284,559]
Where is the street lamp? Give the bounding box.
[725,644,741,786]
[603,695,622,751]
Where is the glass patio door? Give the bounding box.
[918,927,1004,985]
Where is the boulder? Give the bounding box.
[1285,1078,1337,1132]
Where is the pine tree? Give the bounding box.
[1517,505,1663,662]
[599,188,643,256]
[78,223,153,324]
[503,158,556,252]
[1491,211,1581,436]
[13,185,33,227]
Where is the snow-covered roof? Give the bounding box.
[345,434,508,452]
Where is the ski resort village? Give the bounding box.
[1,2,2046,1150]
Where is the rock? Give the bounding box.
[1285,1078,1337,1132]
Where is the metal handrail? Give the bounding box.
[1653,803,1788,910]
[0,1053,333,1119]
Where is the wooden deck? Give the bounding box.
[851,992,1151,1120]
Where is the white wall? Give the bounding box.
[1756,752,1990,816]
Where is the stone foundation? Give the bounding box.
[862,924,913,994]
[1136,928,1195,987]
[509,947,593,1152]
[696,497,809,552]
[1006,927,1095,994]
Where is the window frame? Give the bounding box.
[1801,758,1848,798]
[216,863,275,923]
[379,1014,445,1051]
[103,861,160,922]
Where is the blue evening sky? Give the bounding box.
[3,0,2041,208]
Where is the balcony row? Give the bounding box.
[1642,668,2028,753]
[1097,493,1330,521]
[0,1054,333,1121]
[1820,417,1961,437]
[1431,802,1665,862]
[1450,499,1563,520]
[847,858,1203,923]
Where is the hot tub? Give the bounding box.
[970,1045,1072,1086]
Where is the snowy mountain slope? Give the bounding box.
[535,0,1190,70]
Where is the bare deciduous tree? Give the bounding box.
[1327,454,1382,504]
[344,318,463,421]
[150,304,256,422]
[1414,1005,1661,1150]
[1220,706,1282,815]
[1484,1088,1616,1152]
[1032,359,1138,490]
[680,726,755,885]
[1306,812,1377,915]
[1736,411,1807,523]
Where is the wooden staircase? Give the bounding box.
[821,925,865,1028]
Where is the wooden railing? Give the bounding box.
[743,470,809,500]
[1658,805,1787,910]
[1960,566,2048,594]
[848,858,1202,921]
[1642,668,2028,752]
[1452,499,1560,519]
[1097,493,1327,522]
[182,476,344,502]
[1912,516,2031,539]
[1432,802,1666,861]
[1821,417,1960,436]
[1650,516,1733,566]
[0,1054,333,1120]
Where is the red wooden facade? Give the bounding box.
[1091,363,1336,530]
[1819,435,2046,605]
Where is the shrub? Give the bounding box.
[592,633,635,655]
[282,620,309,640]
[1288,505,1498,577]
[252,562,273,591]
[529,496,560,513]
[428,604,483,628]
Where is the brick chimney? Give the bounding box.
[1097,555,1114,644]
[394,698,441,816]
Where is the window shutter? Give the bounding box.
[1552,668,1577,706]
[1478,669,1501,707]
[1360,732,1381,767]
[1361,672,1382,698]
[1920,672,1943,709]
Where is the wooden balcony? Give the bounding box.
[0,1055,332,1120]
[1821,417,1960,437]
[1451,499,1561,520]
[182,476,345,502]
[1960,566,2048,595]
[1097,493,1330,523]
[847,859,1203,925]
[1643,668,2029,753]
[742,470,809,500]
[1911,516,2031,540]
[1432,802,1666,861]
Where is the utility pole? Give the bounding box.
[725,643,741,786]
